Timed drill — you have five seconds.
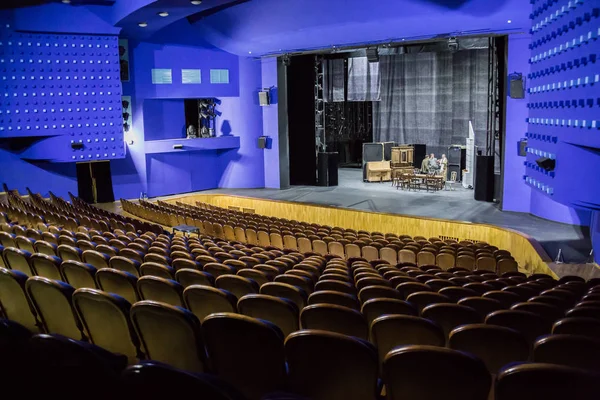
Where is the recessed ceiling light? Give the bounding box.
[158,12,169,17]
[62,0,71,3]
[507,20,512,23]
[138,22,148,27]
[190,0,202,5]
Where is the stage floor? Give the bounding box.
[196,168,591,263]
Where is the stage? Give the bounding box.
[198,168,591,264]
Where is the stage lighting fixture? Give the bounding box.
[199,100,210,108]
[191,0,202,4]
[138,22,148,28]
[122,112,130,120]
[123,122,130,132]
[158,12,169,17]
[122,100,130,109]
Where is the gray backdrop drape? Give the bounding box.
[373,50,489,160]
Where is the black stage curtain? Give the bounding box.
[373,49,489,159]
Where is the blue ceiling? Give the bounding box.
[5,0,531,55]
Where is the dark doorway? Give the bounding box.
[76,161,115,204]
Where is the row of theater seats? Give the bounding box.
[2,319,598,400]
[122,199,518,274]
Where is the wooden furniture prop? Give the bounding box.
[391,146,415,174]
[395,173,444,192]
[366,161,392,182]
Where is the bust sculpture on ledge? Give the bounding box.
[186,125,198,139]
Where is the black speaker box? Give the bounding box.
[475,156,495,202]
[509,73,525,99]
[411,144,426,168]
[318,152,338,187]
[448,145,466,182]
[383,141,394,161]
[366,48,379,62]
[536,157,555,171]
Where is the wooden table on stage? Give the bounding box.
[395,173,445,192]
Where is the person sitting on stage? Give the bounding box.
[439,154,448,180]
[427,153,440,174]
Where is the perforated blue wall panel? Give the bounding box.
[0,23,124,162]
[525,0,600,209]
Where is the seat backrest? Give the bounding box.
[371,315,445,364]
[421,303,481,339]
[237,268,269,286]
[361,298,418,326]
[137,276,184,307]
[82,250,110,270]
[485,310,552,346]
[552,317,600,338]
[175,269,215,288]
[30,254,63,281]
[95,268,139,305]
[202,313,286,400]
[140,262,175,280]
[15,236,35,253]
[238,294,299,337]
[203,262,235,278]
[57,245,83,262]
[405,291,451,313]
[308,290,360,310]
[60,260,97,289]
[285,330,379,400]
[109,256,140,277]
[495,362,600,400]
[25,276,83,340]
[120,361,246,400]
[0,267,38,331]
[215,275,259,299]
[260,282,308,310]
[300,304,368,340]
[3,247,34,276]
[448,323,529,374]
[457,296,504,319]
[534,334,600,372]
[383,345,491,400]
[183,285,237,322]
[131,301,206,373]
[72,288,140,364]
[33,241,58,257]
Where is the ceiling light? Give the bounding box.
[62,0,71,3]
[507,20,512,23]
[190,0,202,4]
[158,12,169,17]
[138,22,148,27]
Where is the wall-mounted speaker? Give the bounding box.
[258,136,268,149]
[518,139,527,156]
[366,47,379,62]
[536,157,555,171]
[509,73,525,99]
[259,90,270,106]
[71,142,84,150]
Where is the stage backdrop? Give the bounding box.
[373,49,489,160]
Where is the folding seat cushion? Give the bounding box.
[175,269,215,288]
[60,261,97,289]
[25,276,84,340]
[448,324,529,374]
[0,268,39,332]
[203,313,286,400]
[72,288,140,364]
[300,304,368,340]
[534,334,600,372]
[383,345,491,400]
[140,262,175,280]
[238,294,299,337]
[30,254,63,281]
[495,362,600,400]
[183,285,237,322]
[137,276,184,307]
[96,268,139,305]
[131,301,207,373]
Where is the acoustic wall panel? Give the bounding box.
[525,0,600,209]
[0,24,124,163]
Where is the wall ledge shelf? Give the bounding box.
[145,136,240,154]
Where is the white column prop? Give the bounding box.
[463,121,476,189]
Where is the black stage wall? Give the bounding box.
[287,55,317,186]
